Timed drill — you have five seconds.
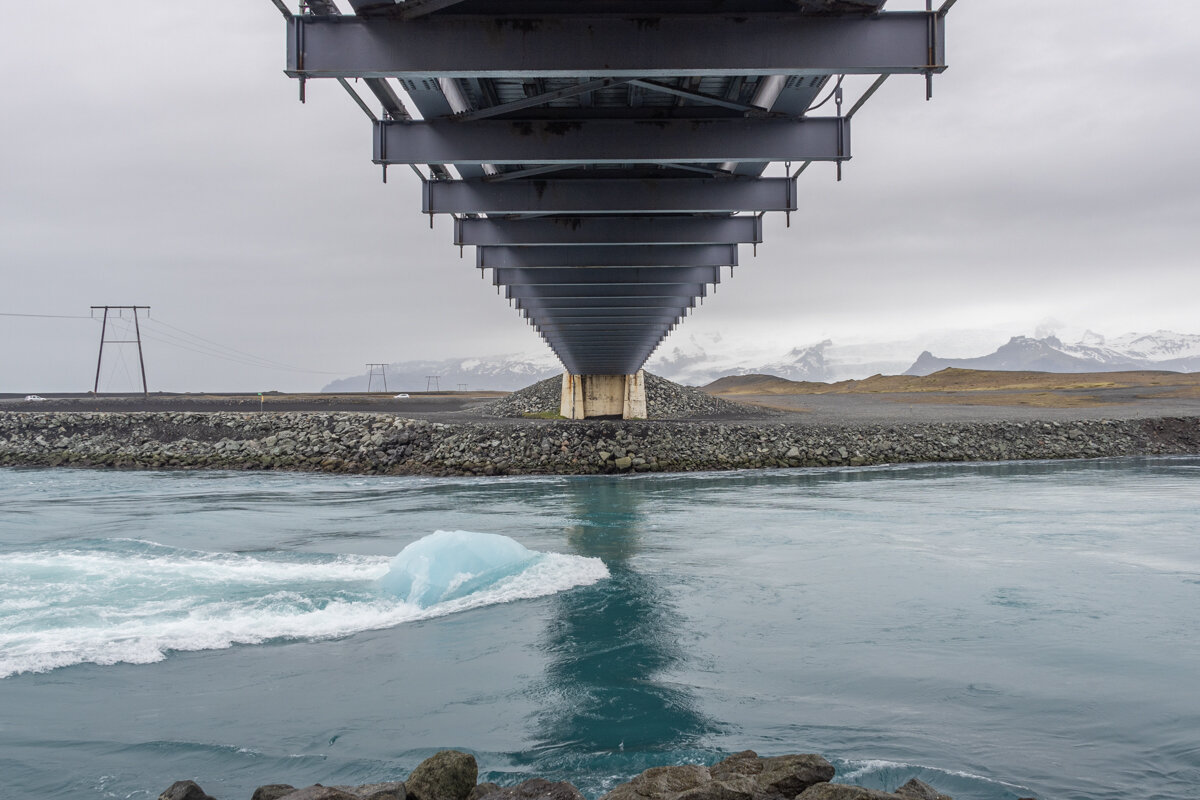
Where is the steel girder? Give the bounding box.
[478,244,736,269]
[493,266,720,286]
[522,307,687,319]
[506,284,707,299]
[374,117,847,165]
[286,13,944,79]
[455,216,761,246]
[422,178,797,215]
[516,298,694,311]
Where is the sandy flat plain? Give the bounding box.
[4,370,1200,425]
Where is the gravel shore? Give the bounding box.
[5,375,1198,476]
[2,409,1198,476]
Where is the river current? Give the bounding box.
[1,459,1197,800]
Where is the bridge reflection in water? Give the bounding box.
[529,479,721,759]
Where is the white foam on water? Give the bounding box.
[837,758,1034,793]
[1078,549,1200,575]
[0,534,608,678]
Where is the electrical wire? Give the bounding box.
[4,309,347,376]
[805,75,844,113]
[142,319,345,375]
[0,312,93,319]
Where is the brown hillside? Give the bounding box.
[705,368,1200,396]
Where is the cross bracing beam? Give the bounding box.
[523,308,686,319]
[494,267,719,286]
[424,178,796,215]
[374,117,846,165]
[532,310,682,322]
[506,284,707,299]
[478,244,736,269]
[286,13,944,79]
[626,79,762,114]
[454,77,633,122]
[455,216,761,246]
[543,335,666,346]
[517,299,694,311]
[537,324,679,334]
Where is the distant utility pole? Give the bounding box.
[425,375,440,391]
[366,363,389,393]
[91,305,150,397]
[457,383,467,392]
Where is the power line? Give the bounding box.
[144,318,345,375]
[4,308,348,377]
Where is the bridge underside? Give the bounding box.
[278,0,950,405]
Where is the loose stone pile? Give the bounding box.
[159,748,982,800]
[1,411,1198,475]
[473,373,763,419]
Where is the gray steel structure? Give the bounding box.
[273,0,953,376]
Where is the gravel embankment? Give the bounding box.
[471,373,766,419]
[2,410,1197,476]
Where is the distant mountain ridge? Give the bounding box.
[321,330,1200,392]
[905,331,1200,376]
[321,354,560,393]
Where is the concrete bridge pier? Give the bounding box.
[560,370,647,420]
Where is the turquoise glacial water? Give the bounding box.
[1,459,1198,800]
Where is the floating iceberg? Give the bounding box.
[378,530,540,607]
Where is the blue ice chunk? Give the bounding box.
[378,530,538,607]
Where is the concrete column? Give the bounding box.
[560,372,585,420]
[559,370,647,419]
[623,369,647,420]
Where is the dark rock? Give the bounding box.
[674,779,759,800]
[795,785,897,800]
[893,778,951,800]
[158,780,217,800]
[755,755,835,797]
[600,764,711,800]
[252,785,297,800]
[277,787,361,800]
[406,750,479,800]
[708,752,763,782]
[467,783,501,800]
[470,778,584,800]
[333,782,407,800]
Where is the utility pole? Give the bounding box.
[366,363,389,393]
[425,375,440,392]
[91,306,150,397]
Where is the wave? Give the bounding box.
[0,534,608,678]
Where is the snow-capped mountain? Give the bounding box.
[905,331,1200,376]
[321,353,560,392]
[320,330,1200,392]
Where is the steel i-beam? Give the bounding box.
[455,216,762,246]
[424,178,796,215]
[374,117,847,165]
[478,245,737,269]
[287,13,945,79]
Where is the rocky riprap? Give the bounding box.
[473,373,764,419]
[158,748,990,800]
[1,408,1198,476]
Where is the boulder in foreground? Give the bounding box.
[170,749,962,800]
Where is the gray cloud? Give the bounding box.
[2,1,1198,391]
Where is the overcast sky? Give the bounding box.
[2,1,1198,392]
